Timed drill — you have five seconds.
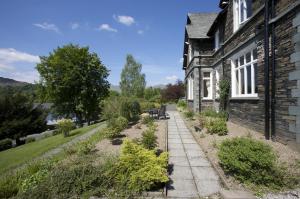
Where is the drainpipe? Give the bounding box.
[264,0,270,140]
[270,0,276,140]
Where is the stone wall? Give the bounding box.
[289,10,300,143]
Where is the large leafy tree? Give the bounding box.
[0,93,47,145]
[120,54,146,97]
[36,44,110,124]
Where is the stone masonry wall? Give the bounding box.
[289,9,300,143]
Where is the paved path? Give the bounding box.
[167,111,220,198]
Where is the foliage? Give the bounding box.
[177,99,187,108]
[0,138,12,151]
[18,158,117,199]
[140,101,156,113]
[116,139,169,192]
[36,44,110,125]
[105,116,128,140]
[161,80,185,102]
[120,98,141,122]
[218,79,230,111]
[101,95,122,121]
[0,93,47,145]
[20,169,49,192]
[0,173,19,198]
[218,137,285,187]
[120,54,146,98]
[184,110,194,119]
[201,108,228,120]
[141,116,154,125]
[144,87,161,102]
[57,119,75,137]
[141,129,157,150]
[205,118,228,136]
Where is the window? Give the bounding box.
[233,0,252,31]
[215,29,220,50]
[215,70,220,98]
[202,71,212,99]
[187,74,194,100]
[231,47,258,98]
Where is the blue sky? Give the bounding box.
[0,0,220,86]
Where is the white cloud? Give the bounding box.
[179,58,184,63]
[70,22,79,30]
[0,48,40,72]
[114,15,135,26]
[98,24,118,32]
[137,30,144,35]
[166,75,178,82]
[33,22,60,33]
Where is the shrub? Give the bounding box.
[25,137,36,144]
[177,99,187,108]
[56,119,75,137]
[116,139,168,192]
[120,99,141,122]
[184,110,194,119]
[141,128,157,150]
[77,140,93,155]
[141,116,154,125]
[205,118,228,136]
[0,138,12,151]
[218,137,283,186]
[201,109,227,120]
[104,127,121,139]
[19,160,116,199]
[107,116,128,132]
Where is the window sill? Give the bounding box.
[230,97,260,101]
[202,98,213,101]
[187,99,194,102]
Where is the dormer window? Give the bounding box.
[233,0,252,31]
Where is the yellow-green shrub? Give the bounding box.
[56,119,75,137]
[116,139,168,192]
[205,118,228,136]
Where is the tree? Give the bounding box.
[161,80,185,102]
[120,54,146,97]
[36,44,110,125]
[0,93,47,145]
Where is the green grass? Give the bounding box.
[0,122,104,174]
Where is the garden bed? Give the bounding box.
[180,109,300,196]
[95,119,167,155]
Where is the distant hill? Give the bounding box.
[0,77,30,87]
[0,77,36,97]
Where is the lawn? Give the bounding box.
[0,122,105,174]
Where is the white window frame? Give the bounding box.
[202,70,213,100]
[214,29,220,50]
[215,69,220,99]
[188,43,193,64]
[187,75,194,100]
[233,0,252,32]
[231,43,258,98]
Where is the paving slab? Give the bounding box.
[169,166,194,180]
[188,157,211,167]
[183,143,202,150]
[169,156,189,167]
[182,138,197,144]
[167,179,199,198]
[195,179,221,197]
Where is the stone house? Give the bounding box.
[182,0,300,143]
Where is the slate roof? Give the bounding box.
[186,13,218,39]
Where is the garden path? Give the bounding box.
[167,111,220,198]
